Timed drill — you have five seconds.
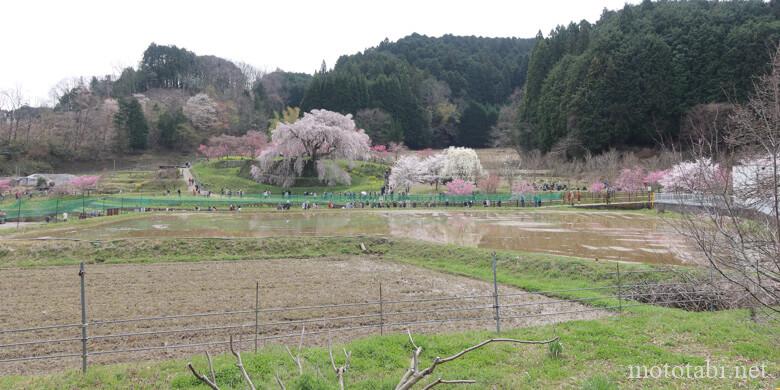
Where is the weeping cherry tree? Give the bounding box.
[252,109,371,188]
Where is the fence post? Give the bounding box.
[379,282,384,336]
[492,252,500,333]
[616,262,622,313]
[79,262,88,373]
[708,267,715,312]
[16,198,22,229]
[254,281,259,353]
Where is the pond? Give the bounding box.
[20,209,694,265]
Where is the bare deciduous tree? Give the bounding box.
[395,330,559,390]
[0,86,27,143]
[188,336,256,390]
[284,326,306,376]
[187,330,558,389]
[674,47,780,314]
[329,334,351,390]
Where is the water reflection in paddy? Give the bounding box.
[30,210,694,265]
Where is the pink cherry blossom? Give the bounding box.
[511,180,535,195]
[477,174,500,194]
[644,170,667,186]
[198,131,268,159]
[446,178,476,195]
[253,109,371,187]
[615,166,646,192]
[589,181,606,192]
[0,179,12,193]
[659,158,727,193]
[68,175,101,192]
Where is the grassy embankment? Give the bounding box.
[98,170,186,194]
[1,235,777,389]
[191,159,387,194]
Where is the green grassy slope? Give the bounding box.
[190,159,387,194]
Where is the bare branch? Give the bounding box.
[274,371,286,390]
[230,335,256,390]
[297,325,305,355]
[205,351,216,383]
[407,329,419,350]
[422,378,476,390]
[438,337,560,365]
[395,332,559,390]
[328,335,351,390]
[285,326,306,375]
[187,362,220,390]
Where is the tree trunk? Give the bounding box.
[301,158,318,181]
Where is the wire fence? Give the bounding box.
[0,191,654,223]
[0,256,709,375]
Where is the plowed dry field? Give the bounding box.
[0,257,608,374]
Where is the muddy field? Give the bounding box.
[10,209,694,264]
[0,257,609,374]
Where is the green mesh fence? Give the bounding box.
[0,191,651,222]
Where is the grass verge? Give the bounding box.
[0,237,776,389]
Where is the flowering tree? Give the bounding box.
[241,131,269,157]
[316,160,352,186]
[388,142,407,161]
[477,174,500,194]
[197,143,228,160]
[659,158,727,193]
[370,144,390,162]
[184,93,220,132]
[441,147,485,182]
[511,180,535,196]
[445,179,475,195]
[417,152,447,191]
[673,50,780,312]
[69,175,101,193]
[252,109,371,187]
[388,156,422,193]
[388,146,485,193]
[198,131,268,159]
[0,179,11,194]
[644,170,667,189]
[416,148,435,159]
[615,166,646,192]
[732,156,779,215]
[589,181,606,192]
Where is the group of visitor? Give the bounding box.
[516,195,544,207]
[220,188,244,197]
[165,188,182,197]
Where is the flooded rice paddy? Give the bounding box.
[16,209,695,265]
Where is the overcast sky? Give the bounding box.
[2,0,639,104]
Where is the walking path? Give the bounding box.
[180,167,197,193]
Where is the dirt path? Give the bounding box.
[180,167,196,193]
[0,257,610,374]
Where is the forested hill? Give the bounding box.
[302,34,536,148]
[518,0,780,155]
[3,0,780,175]
[0,43,312,174]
